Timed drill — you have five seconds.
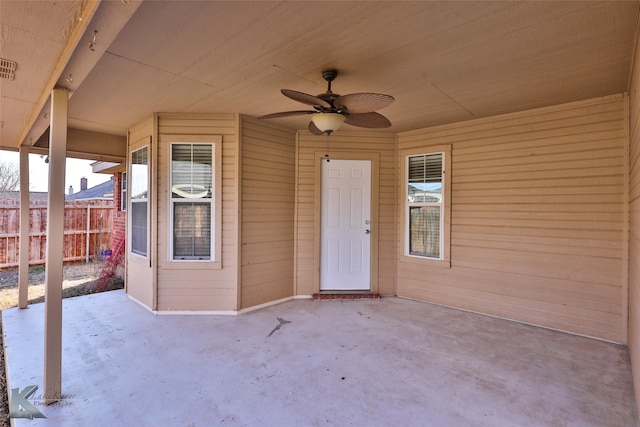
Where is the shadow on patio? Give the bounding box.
[3,290,637,426]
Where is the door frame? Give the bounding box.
[313,151,380,294]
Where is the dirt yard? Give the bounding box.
[0,262,124,426]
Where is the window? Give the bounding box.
[121,172,127,212]
[407,152,443,259]
[170,143,214,261]
[130,147,148,256]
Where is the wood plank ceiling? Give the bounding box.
[0,0,638,152]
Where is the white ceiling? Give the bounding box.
[1,0,639,153]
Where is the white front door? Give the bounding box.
[320,159,371,291]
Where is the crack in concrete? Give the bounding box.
[267,317,292,337]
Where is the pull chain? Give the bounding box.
[324,134,330,162]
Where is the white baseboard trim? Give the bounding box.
[154,309,238,316]
[396,295,625,346]
[127,294,154,312]
[127,294,238,315]
[237,296,295,314]
[127,293,304,316]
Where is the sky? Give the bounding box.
[0,150,112,192]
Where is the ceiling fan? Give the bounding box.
[258,69,394,135]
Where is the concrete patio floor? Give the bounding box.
[3,290,637,426]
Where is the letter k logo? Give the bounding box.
[10,385,46,419]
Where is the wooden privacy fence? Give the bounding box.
[0,199,113,269]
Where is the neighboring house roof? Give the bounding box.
[0,178,114,203]
[0,191,49,202]
[66,177,114,201]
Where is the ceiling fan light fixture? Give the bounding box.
[311,113,345,134]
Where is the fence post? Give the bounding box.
[85,205,90,263]
[99,212,103,260]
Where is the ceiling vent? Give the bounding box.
[0,58,17,81]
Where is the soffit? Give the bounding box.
[2,0,639,150]
[0,0,86,147]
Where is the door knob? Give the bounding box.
[365,229,370,234]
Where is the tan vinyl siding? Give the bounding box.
[628,28,640,419]
[398,95,628,343]
[155,113,238,311]
[240,117,296,308]
[294,131,397,296]
[126,115,155,308]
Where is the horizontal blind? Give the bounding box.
[121,172,127,211]
[172,144,212,199]
[131,146,148,165]
[131,147,148,200]
[409,153,442,183]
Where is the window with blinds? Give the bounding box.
[170,143,214,260]
[407,153,443,258]
[121,172,127,212]
[130,147,148,256]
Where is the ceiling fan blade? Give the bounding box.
[308,121,324,135]
[258,110,315,119]
[282,89,331,109]
[333,93,394,114]
[345,112,392,128]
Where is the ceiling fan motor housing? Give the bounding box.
[322,69,338,82]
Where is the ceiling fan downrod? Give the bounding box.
[322,69,338,96]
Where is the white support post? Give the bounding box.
[18,146,30,309]
[43,87,68,404]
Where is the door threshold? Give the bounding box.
[313,291,381,300]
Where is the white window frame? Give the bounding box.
[167,137,222,265]
[401,145,451,268]
[130,146,149,257]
